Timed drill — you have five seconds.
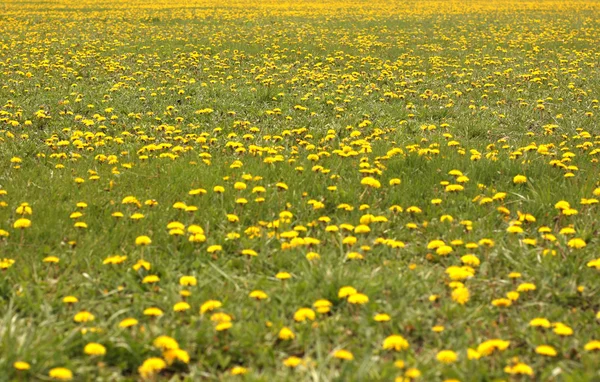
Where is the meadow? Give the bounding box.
[1,0,600,380]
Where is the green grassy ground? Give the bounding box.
[0,0,599,380]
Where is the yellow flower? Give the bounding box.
[163,349,190,365]
[382,335,409,351]
[436,350,458,364]
[49,367,73,380]
[374,313,391,322]
[130,213,144,220]
[361,177,381,188]
[283,356,302,367]
[241,249,258,257]
[529,317,551,328]
[405,368,421,378]
[477,339,510,356]
[506,291,520,301]
[230,366,248,375]
[461,254,480,267]
[179,276,197,286]
[143,307,164,317]
[133,260,151,271]
[516,283,536,292]
[587,259,600,269]
[278,327,295,340]
[167,221,185,231]
[451,287,470,305]
[294,308,316,322]
[119,318,138,328]
[13,361,30,370]
[513,175,527,184]
[467,348,481,360]
[73,311,94,323]
[436,245,453,255]
[338,286,357,298]
[427,239,445,249]
[16,203,32,215]
[84,342,106,356]
[567,238,586,249]
[535,345,557,356]
[142,275,160,284]
[62,296,78,304]
[275,271,291,280]
[504,362,533,376]
[215,321,233,331]
[347,293,369,304]
[313,299,332,313]
[135,235,152,246]
[249,290,268,300]
[138,358,166,379]
[43,256,60,264]
[13,218,31,229]
[207,245,222,253]
[200,300,222,314]
[492,298,512,308]
[553,323,573,336]
[506,225,523,234]
[584,340,600,351]
[103,255,127,265]
[306,251,320,260]
[173,302,191,312]
[445,184,464,192]
[333,349,354,360]
[187,225,204,234]
[153,335,179,350]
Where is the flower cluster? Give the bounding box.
[1,0,600,380]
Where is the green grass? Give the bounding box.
[0,0,600,380]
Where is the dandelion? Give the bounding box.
[294,308,316,322]
[584,340,600,351]
[135,235,152,246]
[143,307,164,317]
[383,335,410,351]
[119,318,138,328]
[504,362,534,376]
[333,349,354,360]
[275,272,291,280]
[567,238,586,248]
[49,368,73,380]
[138,358,166,379]
[451,287,470,305]
[200,300,222,314]
[513,175,527,184]
[13,361,30,371]
[164,349,190,365]
[74,311,95,323]
[249,290,268,300]
[84,342,106,356]
[278,327,295,340]
[179,276,197,286]
[283,356,302,367]
[436,350,458,364]
[535,345,557,356]
[153,336,179,350]
[338,286,357,298]
[230,366,248,375]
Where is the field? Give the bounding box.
[1,0,600,380]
